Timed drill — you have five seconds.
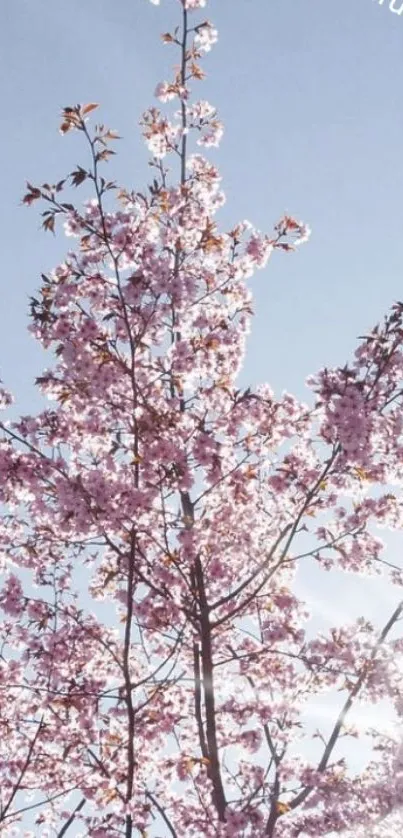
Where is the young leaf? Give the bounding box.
[81,103,99,116]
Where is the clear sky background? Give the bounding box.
[2,0,403,832]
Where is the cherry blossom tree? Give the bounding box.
[1,1,403,836]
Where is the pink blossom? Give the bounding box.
[0,574,24,617]
[194,21,218,53]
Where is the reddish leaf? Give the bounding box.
[81,102,99,116]
[95,149,116,163]
[70,167,87,188]
[22,183,41,205]
[59,121,73,135]
[104,130,121,141]
[60,106,81,134]
[42,214,55,234]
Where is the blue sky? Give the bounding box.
[2,1,403,830]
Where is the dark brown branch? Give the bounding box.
[0,716,44,821]
[123,531,137,838]
[180,4,188,187]
[56,797,86,837]
[265,771,280,837]
[1,786,78,822]
[146,790,179,838]
[193,640,209,759]
[194,556,227,821]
